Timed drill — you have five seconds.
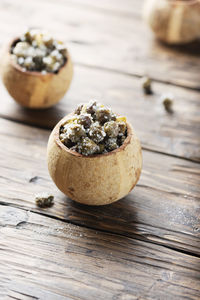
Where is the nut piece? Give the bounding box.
[65,123,86,143]
[95,107,115,124]
[118,135,127,145]
[105,137,118,151]
[35,193,54,208]
[86,100,97,115]
[78,114,92,129]
[89,122,106,143]
[104,121,119,138]
[77,137,100,156]
[74,103,84,115]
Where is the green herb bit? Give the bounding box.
[161,94,174,113]
[35,193,54,208]
[141,76,153,95]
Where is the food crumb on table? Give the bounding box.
[161,93,174,113]
[35,192,54,208]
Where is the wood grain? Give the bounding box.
[0,1,199,299]
[59,0,143,17]
[0,118,199,255]
[1,65,200,161]
[0,0,200,89]
[1,205,200,300]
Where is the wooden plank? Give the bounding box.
[49,0,143,17]
[0,118,199,255]
[0,0,199,89]
[1,65,200,161]
[0,205,200,300]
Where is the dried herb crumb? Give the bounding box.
[141,76,153,95]
[35,193,54,208]
[161,94,174,113]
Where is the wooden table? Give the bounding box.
[0,1,200,299]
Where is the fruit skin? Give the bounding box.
[47,115,142,206]
[1,38,73,109]
[143,0,200,44]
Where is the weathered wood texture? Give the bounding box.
[0,0,200,299]
[0,0,200,89]
[0,118,199,256]
[1,65,200,162]
[1,205,200,300]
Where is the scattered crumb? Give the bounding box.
[141,76,153,95]
[161,93,174,113]
[35,192,54,208]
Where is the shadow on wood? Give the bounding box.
[62,195,139,236]
[153,39,200,59]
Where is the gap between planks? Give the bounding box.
[0,0,200,90]
[0,117,199,256]
[43,0,142,19]
[75,62,200,93]
[0,200,200,260]
[0,114,198,165]
[1,204,199,300]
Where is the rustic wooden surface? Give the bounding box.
[1,205,200,300]
[0,0,200,299]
